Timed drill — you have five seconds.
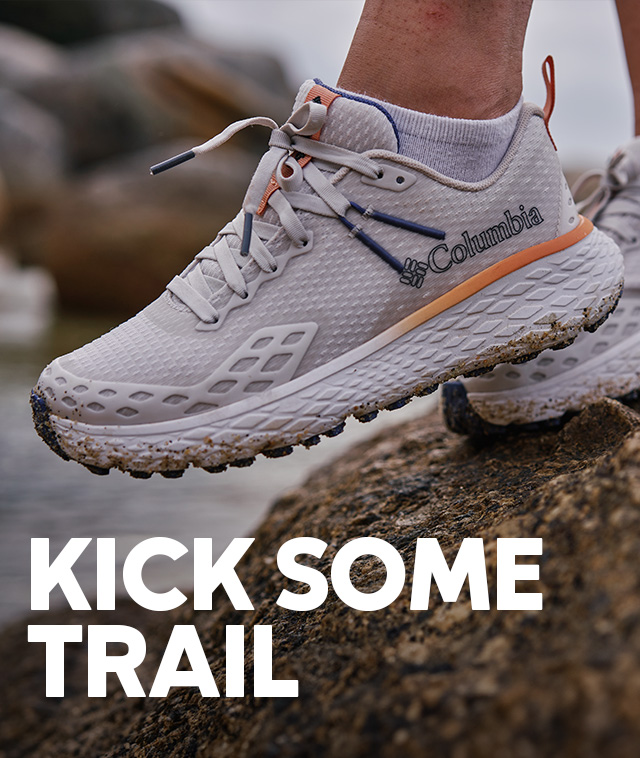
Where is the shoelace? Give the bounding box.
[151,101,444,324]
[573,150,640,248]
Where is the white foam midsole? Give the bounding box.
[465,315,640,425]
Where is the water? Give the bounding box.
[0,316,436,627]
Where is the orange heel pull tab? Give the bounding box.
[542,55,557,150]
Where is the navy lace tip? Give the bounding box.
[150,150,196,175]
[338,215,404,273]
[240,212,253,255]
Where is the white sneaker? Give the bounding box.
[31,80,623,475]
[443,137,640,435]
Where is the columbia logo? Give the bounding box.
[401,204,544,287]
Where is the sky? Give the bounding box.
[165,0,633,169]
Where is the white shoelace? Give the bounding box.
[151,101,383,324]
[574,151,640,249]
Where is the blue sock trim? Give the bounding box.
[313,78,400,151]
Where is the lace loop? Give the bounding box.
[153,101,389,323]
[167,276,218,323]
[574,148,640,247]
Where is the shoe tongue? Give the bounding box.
[171,81,399,314]
[292,79,399,153]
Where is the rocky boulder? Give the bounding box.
[0,0,181,47]
[2,399,640,757]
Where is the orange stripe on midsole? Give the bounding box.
[392,216,594,337]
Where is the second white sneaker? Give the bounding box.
[443,137,640,435]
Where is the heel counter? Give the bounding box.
[558,174,580,235]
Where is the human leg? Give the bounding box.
[338,0,533,119]
[616,0,640,134]
[336,0,533,183]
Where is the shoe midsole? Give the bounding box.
[465,322,640,424]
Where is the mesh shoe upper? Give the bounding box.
[37,80,575,426]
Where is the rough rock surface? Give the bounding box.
[2,399,640,757]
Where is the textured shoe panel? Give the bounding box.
[445,291,639,427]
[463,288,640,393]
[318,93,398,153]
[38,323,319,425]
[60,306,209,385]
[331,115,568,296]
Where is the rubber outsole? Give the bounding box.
[442,381,567,437]
[442,379,640,438]
[31,283,623,477]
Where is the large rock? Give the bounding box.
[0,25,67,87]
[0,0,181,46]
[17,29,292,169]
[2,399,640,757]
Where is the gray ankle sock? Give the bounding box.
[340,88,523,182]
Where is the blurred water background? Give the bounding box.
[0,0,633,627]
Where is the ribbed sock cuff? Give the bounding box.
[338,88,523,182]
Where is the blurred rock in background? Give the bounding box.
[0,0,182,45]
[43,144,259,314]
[0,248,56,344]
[0,0,293,318]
